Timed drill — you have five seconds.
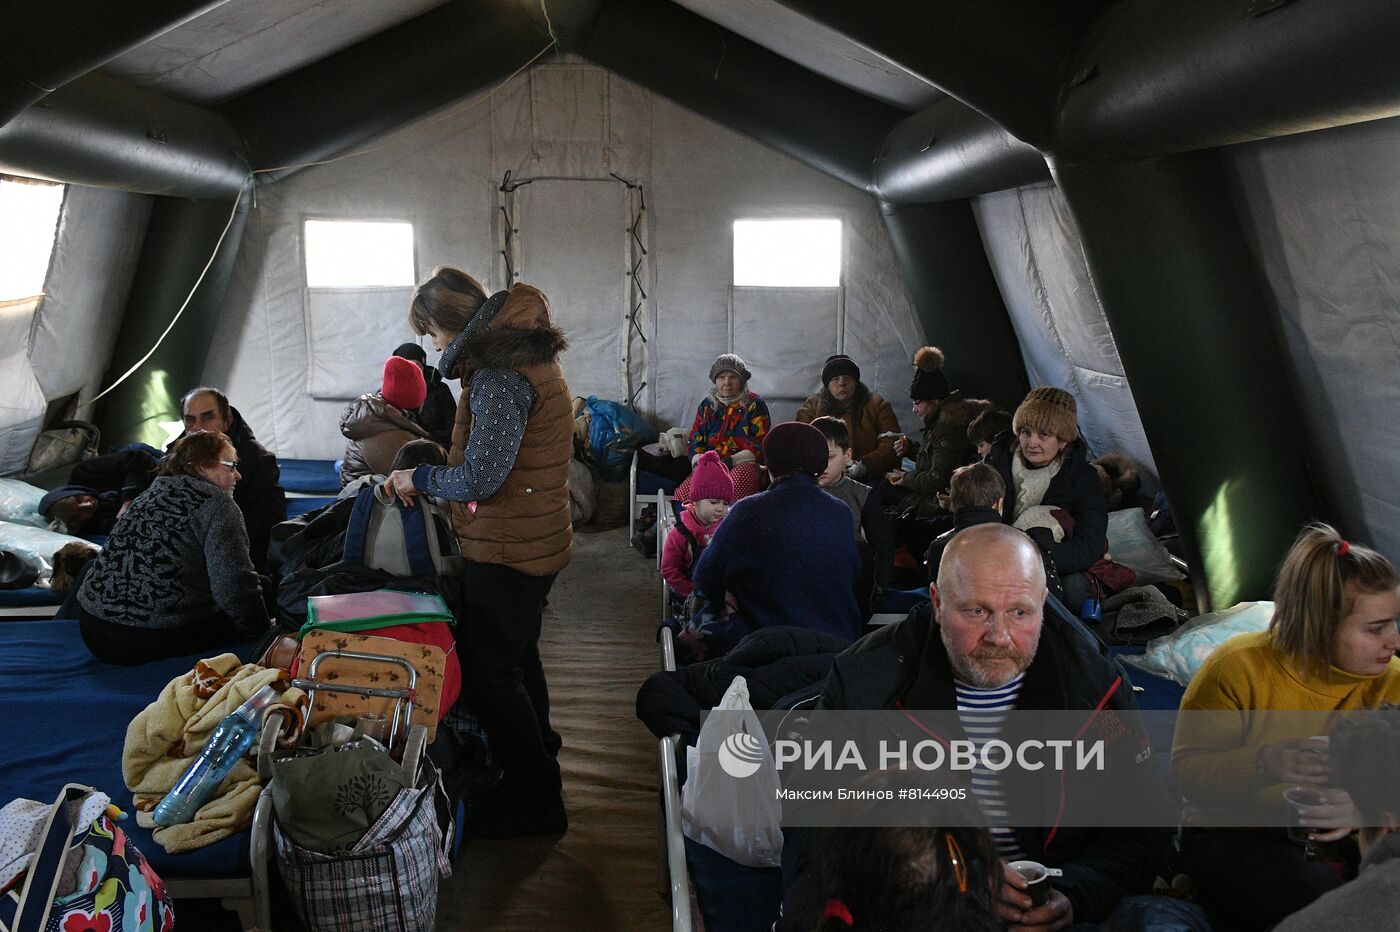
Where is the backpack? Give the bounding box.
[342,486,464,578]
[23,420,99,480]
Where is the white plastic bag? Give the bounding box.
[0,478,50,528]
[1106,509,1184,584]
[1121,601,1275,685]
[681,676,783,868]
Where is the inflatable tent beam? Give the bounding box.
[220,0,550,183]
[1053,152,1322,609]
[769,0,1089,151]
[0,73,246,199]
[880,199,1030,408]
[95,194,251,448]
[873,97,1048,205]
[0,0,232,128]
[1059,0,1400,159]
[575,0,901,193]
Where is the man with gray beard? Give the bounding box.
[802,525,1197,932]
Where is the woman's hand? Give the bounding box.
[384,469,420,507]
[886,470,907,487]
[893,435,909,456]
[1258,738,1331,785]
[1294,786,1361,843]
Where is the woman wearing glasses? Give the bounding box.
[76,431,271,665]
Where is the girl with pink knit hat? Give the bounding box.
[661,450,735,600]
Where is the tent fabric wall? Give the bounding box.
[0,185,151,473]
[206,58,925,459]
[1226,115,1400,565]
[972,183,1159,490]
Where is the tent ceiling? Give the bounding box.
[98,0,449,105]
[669,0,941,112]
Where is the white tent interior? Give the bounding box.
[3,50,1400,571]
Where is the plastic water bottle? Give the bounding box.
[152,684,279,827]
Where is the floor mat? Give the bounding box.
[439,526,669,930]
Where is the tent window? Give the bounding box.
[303,219,415,288]
[0,176,64,303]
[733,218,841,287]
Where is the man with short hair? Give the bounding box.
[173,387,286,571]
[811,524,1187,931]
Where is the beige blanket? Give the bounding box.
[123,653,305,853]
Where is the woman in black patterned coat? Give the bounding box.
[77,431,270,665]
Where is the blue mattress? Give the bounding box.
[285,495,337,519]
[278,458,341,495]
[0,620,257,879]
[0,586,64,608]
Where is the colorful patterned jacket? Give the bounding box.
[687,391,771,462]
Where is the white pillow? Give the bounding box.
[1121,601,1275,686]
[0,478,49,528]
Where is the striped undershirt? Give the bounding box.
[955,673,1027,860]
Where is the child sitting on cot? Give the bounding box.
[660,450,734,599]
[811,416,893,616]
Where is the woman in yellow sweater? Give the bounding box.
[1172,523,1400,931]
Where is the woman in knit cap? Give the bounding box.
[887,346,991,518]
[338,355,431,487]
[983,386,1108,607]
[677,353,770,502]
[796,354,900,479]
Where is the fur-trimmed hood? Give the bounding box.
[450,284,568,378]
[925,393,990,432]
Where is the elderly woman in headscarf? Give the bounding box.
[676,353,770,502]
[796,354,900,480]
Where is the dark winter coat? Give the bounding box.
[693,475,863,646]
[812,600,1171,923]
[985,433,1108,575]
[78,475,267,636]
[339,392,430,487]
[636,626,850,741]
[417,364,456,448]
[174,406,286,572]
[900,394,989,515]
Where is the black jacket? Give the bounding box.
[176,407,286,572]
[636,626,850,742]
[813,601,1170,924]
[984,433,1108,575]
[925,506,1065,602]
[417,364,456,448]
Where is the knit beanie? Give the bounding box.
[392,341,427,363]
[821,354,860,386]
[708,353,752,385]
[687,451,735,503]
[763,421,829,478]
[1013,386,1079,443]
[381,356,427,411]
[909,345,951,402]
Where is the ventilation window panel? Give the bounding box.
[0,177,64,303]
[304,219,415,288]
[733,218,841,287]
